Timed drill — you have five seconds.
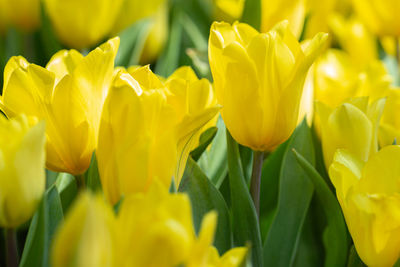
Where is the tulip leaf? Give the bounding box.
[259,140,289,239]
[115,18,151,67]
[347,245,366,267]
[84,153,102,192]
[55,173,77,214]
[190,127,218,161]
[178,157,232,254]
[292,149,348,267]
[263,120,315,267]
[155,7,183,77]
[241,0,261,30]
[198,117,228,188]
[20,186,63,267]
[226,130,263,266]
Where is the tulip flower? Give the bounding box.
[212,0,245,22]
[329,15,378,66]
[209,20,328,151]
[51,193,116,267]
[352,0,400,37]
[379,89,400,147]
[1,38,120,175]
[0,0,40,32]
[43,0,123,49]
[0,114,45,228]
[207,247,248,266]
[127,65,219,185]
[329,146,400,267]
[261,0,306,38]
[316,97,385,170]
[314,49,392,109]
[111,0,168,64]
[96,69,177,204]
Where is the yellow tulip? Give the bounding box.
[1,38,120,175]
[112,0,167,64]
[96,69,177,204]
[43,0,123,49]
[213,0,245,22]
[51,193,116,267]
[261,0,306,38]
[352,0,400,37]
[329,15,378,66]
[127,65,220,185]
[329,146,400,267]
[316,97,385,170]
[208,20,328,151]
[163,66,220,183]
[207,247,248,267]
[313,49,392,108]
[0,115,45,228]
[304,0,351,38]
[379,89,400,147]
[0,0,40,32]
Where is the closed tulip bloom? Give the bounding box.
[0,0,40,32]
[51,193,116,267]
[1,38,120,175]
[316,97,385,170]
[379,89,400,147]
[330,146,400,267]
[212,0,245,22]
[43,0,123,49]
[96,69,177,204]
[261,0,306,38]
[352,0,400,37]
[127,65,220,185]
[0,115,45,228]
[209,21,328,151]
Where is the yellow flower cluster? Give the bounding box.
[51,182,247,267]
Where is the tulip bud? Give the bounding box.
[43,0,123,48]
[316,97,385,170]
[330,146,400,267]
[51,193,116,267]
[352,0,400,37]
[1,38,120,175]
[0,115,45,228]
[96,69,177,204]
[209,20,327,151]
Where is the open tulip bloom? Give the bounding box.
[2,0,400,266]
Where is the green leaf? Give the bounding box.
[347,245,366,267]
[226,130,263,266]
[190,127,218,161]
[293,149,348,267]
[115,18,151,67]
[241,0,261,30]
[259,140,289,239]
[19,186,63,267]
[263,120,315,267]
[84,153,102,192]
[178,157,232,254]
[55,173,77,214]
[155,6,183,77]
[198,117,228,188]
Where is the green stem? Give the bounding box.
[396,37,400,68]
[75,174,86,190]
[250,150,264,217]
[5,228,18,267]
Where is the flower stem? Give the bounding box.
[5,228,18,267]
[75,174,86,190]
[396,37,400,67]
[250,150,264,217]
